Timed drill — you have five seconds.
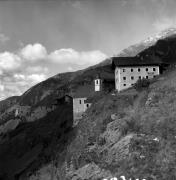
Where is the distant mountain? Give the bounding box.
[118,28,176,57]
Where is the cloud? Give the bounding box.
[20,43,47,61]
[0,43,107,100]
[153,17,176,32]
[27,74,46,84]
[49,48,107,66]
[0,52,21,71]
[19,43,107,66]
[0,33,9,43]
[68,66,74,71]
[26,66,48,74]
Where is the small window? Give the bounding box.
[123,77,126,80]
[131,84,134,86]
[131,68,133,72]
[146,76,148,79]
[146,68,148,72]
[139,76,141,79]
[153,68,156,71]
[96,80,99,84]
[131,76,134,80]
[86,104,89,108]
[123,84,126,86]
[79,100,81,104]
[138,68,140,72]
[123,69,125,72]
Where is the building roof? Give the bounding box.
[72,84,94,98]
[84,98,92,103]
[94,73,114,82]
[112,56,162,68]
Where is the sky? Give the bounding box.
[0,0,176,99]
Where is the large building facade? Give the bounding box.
[112,57,161,91]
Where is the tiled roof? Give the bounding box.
[112,56,162,67]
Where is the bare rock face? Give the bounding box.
[145,92,158,107]
[102,118,126,145]
[68,163,112,180]
[106,134,134,165]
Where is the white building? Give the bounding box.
[94,76,103,92]
[112,57,161,91]
[72,85,93,120]
[73,97,91,119]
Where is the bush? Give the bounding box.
[133,78,150,91]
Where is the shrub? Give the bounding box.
[133,78,150,91]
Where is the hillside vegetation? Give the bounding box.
[44,67,176,180]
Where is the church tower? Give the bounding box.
[94,75,102,92]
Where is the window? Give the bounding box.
[123,69,125,72]
[86,104,89,108]
[123,77,126,80]
[146,76,148,79]
[138,68,140,72]
[146,68,148,71]
[96,80,99,84]
[79,100,82,104]
[131,84,134,86]
[131,68,133,72]
[131,76,134,80]
[139,76,141,79]
[123,84,126,86]
[153,68,156,71]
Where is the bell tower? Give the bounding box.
[94,74,102,92]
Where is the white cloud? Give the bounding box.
[49,48,107,66]
[0,43,108,100]
[68,66,74,71]
[0,33,9,43]
[153,17,176,32]
[26,66,48,74]
[27,74,46,83]
[20,43,47,61]
[0,84,4,91]
[0,52,21,71]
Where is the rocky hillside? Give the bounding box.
[27,29,176,180]
[28,66,176,180]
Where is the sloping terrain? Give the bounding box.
[0,102,73,180]
[32,67,176,180]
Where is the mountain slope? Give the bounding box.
[28,66,176,180]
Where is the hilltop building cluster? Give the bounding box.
[54,56,163,122]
